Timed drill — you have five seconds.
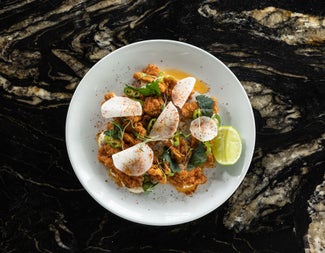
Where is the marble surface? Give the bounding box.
[1,0,324,252]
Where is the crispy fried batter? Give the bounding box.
[190,136,199,148]
[163,138,191,165]
[158,81,168,93]
[126,115,142,123]
[133,64,161,82]
[123,132,140,146]
[103,92,115,102]
[181,101,199,118]
[164,76,177,88]
[133,122,147,137]
[110,167,143,189]
[179,138,190,155]
[170,146,186,164]
[99,145,121,157]
[168,168,207,195]
[98,148,143,189]
[98,150,115,167]
[170,139,190,164]
[133,72,155,83]
[143,96,164,117]
[164,76,177,97]
[147,164,167,184]
[212,96,218,113]
[143,64,160,76]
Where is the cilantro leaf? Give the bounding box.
[125,80,161,97]
[138,80,161,96]
[188,142,207,170]
[196,95,214,117]
[162,149,181,173]
[103,121,122,139]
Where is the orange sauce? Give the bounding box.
[164,68,210,94]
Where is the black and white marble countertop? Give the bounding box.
[1,1,324,252]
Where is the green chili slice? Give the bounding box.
[104,135,122,148]
[171,131,180,146]
[124,86,141,98]
[193,109,202,119]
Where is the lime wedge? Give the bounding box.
[212,126,242,165]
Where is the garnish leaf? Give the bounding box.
[143,174,158,192]
[196,95,214,117]
[188,142,207,170]
[162,149,181,173]
[125,80,161,97]
[103,121,122,139]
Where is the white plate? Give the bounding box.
[66,40,255,226]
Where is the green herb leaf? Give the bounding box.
[125,80,161,97]
[138,80,161,96]
[188,142,207,170]
[162,149,181,173]
[142,174,158,192]
[196,95,214,117]
[104,121,122,139]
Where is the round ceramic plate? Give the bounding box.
[66,40,255,226]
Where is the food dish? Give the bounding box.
[97,63,237,195]
[66,40,255,225]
